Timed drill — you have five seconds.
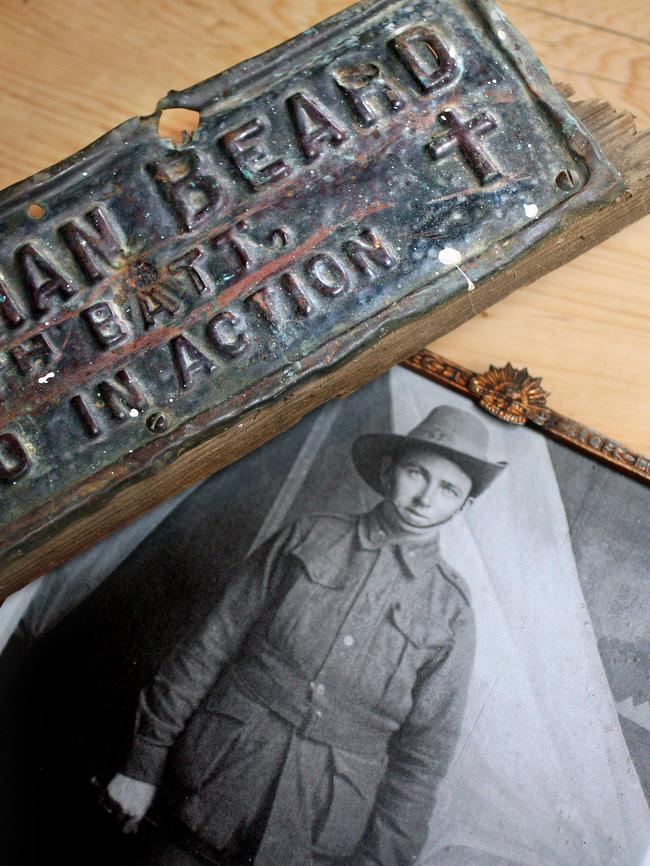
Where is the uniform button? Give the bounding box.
[369,527,385,543]
[312,682,326,697]
[343,634,355,647]
[314,709,323,719]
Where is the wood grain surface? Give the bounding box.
[1,0,649,453]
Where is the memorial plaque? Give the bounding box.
[0,0,624,586]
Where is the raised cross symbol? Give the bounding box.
[429,109,501,185]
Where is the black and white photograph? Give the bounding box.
[1,365,649,866]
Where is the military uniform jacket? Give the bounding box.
[123,507,476,866]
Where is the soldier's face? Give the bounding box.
[382,446,473,528]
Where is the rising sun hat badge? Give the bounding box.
[468,363,550,425]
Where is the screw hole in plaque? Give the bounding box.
[27,203,46,220]
[268,227,290,249]
[555,169,579,192]
[146,411,171,433]
[157,108,201,145]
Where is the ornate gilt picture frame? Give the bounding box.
[404,349,650,483]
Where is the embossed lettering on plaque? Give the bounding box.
[0,0,623,576]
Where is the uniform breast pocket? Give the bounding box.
[378,605,453,712]
[266,553,346,650]
[390,604,453,655]
[313,747,385,858]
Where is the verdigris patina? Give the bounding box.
[0,0,624,590]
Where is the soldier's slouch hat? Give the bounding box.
[353,404,507,499]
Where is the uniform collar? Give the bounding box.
[358,502,441,558]
[291,508,443,591]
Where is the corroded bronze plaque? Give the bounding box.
[0,0,622,579]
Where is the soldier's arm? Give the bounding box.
[353,602,476,866]
[118,521,302,787]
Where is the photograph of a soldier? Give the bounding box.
[104,397,505,866]
[3,367,649,866]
